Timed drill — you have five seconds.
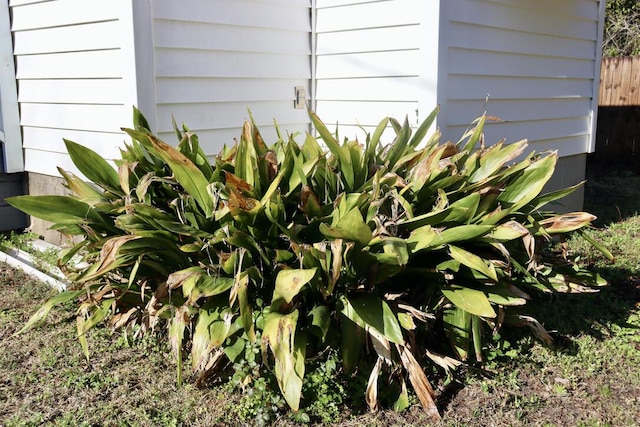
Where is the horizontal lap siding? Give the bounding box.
[315,0,421,142]
[442,0,601,156]
[11,0,129,176]
[153,0,312,155]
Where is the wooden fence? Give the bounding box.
[594,56,640,171]
[599,56,640,106]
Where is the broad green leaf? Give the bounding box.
[64,139,121,193]
[341,295,404,344]
[488,220,529,241]
[387,116,412,170]
[7,195,101,225]
[365,117,389,162]
[460,114,486,154]
[186,274,235,302]
[192,300,233,369]
[340,312,365,375]
[308,305,331,341]
[469,140,527,183]
[373,237,409,266]
[408,105,439,149]
[577,229,614,261]
[236,272,255,342]
[77,299,113,335]
[443,305,471,360]
[408,224,493,252]
[448,245,498,282]
[14,290,84,335]
[440,284,496,318]
[272,268,317,304]
[58,168,106,205]
[236,121,258,192]
[394,378,411,412]
[471,315,483,362]
[529,181,584,211]
[486,286,527,306]
[498,152,557,206]
[145,133,214,217]
[310,110,354,189]
[133,105,151,130]
[319,208,372,247]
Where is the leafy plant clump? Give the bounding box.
[8,107,611,419]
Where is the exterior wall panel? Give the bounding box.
[315,0,425,141]
[440,0,603,157]
[11,0,131,177]
[152,0,312,154]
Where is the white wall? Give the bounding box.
[439,0,603,156]
[152,0,312,154]
[11,0,136,177]
[314,0,434,142]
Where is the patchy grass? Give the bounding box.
[1,165,640,426]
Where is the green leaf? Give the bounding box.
[64,139,121,193]
[373,237,410,266]
[236,121,259,192]
[310,110,354,190]
[192,300,233,369]
[448,245,498,281]
[273,268,317,304]
[469,140,527,183]
[443,305,471,360]
[577,229,614,261]
[341,295,404,344]
[308,305,331,341]
[188,275,235,302]
[460,114,486,154]
[319,208,372,247]
[440,284,496,318]
[7,195,101,226]
[145,133,214,217]
[408,105,439,149]
[408,224,493,252]
[485,286,527,306]
[236,272,255,342]
[339,312,365,375]
[471,315,483,362]
[529,181,584,211]
[58,168,106,205]
[14,290,84,335]
[498,152,557,206]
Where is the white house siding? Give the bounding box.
[152,0,312,155]
[439,0,603,157]
[314,0,428,141]
[11,0,134,177]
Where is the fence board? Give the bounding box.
[599,56,640,107]
[595,56,640,171]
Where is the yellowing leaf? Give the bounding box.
[540,212,596,234]
[272,268,317,304]
[262,310,305,411]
